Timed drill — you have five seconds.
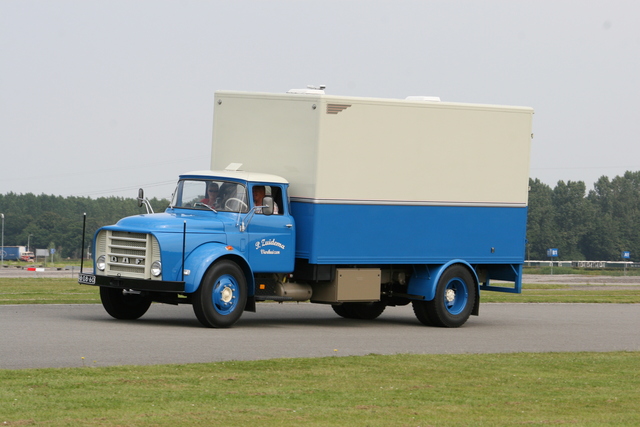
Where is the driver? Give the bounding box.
[252,185,279,214]
[200,182,220,208]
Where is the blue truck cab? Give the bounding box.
[80,89,533,328]
[80,169,299,327]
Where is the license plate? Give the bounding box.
[78,273,96,285]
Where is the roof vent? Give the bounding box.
[287,85,326,95]
[225,163,243,171]
[405,96,441,102]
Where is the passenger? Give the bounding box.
[200,182,219,208]
[253,185,279,214]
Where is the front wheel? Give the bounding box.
[412,265,476,328]
[100,287,152,320]
[193,260,247,328]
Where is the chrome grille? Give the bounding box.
[96,230,161,280]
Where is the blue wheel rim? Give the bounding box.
[211,274,239,315]
[443,277,469,315]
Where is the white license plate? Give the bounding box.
[78,273,96,285]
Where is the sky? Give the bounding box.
[1,0,639,200]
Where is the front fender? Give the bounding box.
[182,243,253,294]
[407,260,479,301]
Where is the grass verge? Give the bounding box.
[0,278,99,304]
[1,352,639,426]
[482,283,640,303]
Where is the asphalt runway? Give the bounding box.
[1,302,639,369]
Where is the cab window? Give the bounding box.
[251,184,284,214]
[172,179,249,213]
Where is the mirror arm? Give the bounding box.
[137,188,154,214]
[238,206,265,232]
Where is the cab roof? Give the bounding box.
[179,170,289,184]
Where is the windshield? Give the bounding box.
[171,179,249,213]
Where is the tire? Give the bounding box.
[412,265,476,328]
[193,260,247,328]
[100,287,152,320]
[331,303,356,319]
[331,301,387,320]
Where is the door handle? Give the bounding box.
[285,224,293,228]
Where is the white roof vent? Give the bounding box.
[225,163,243,171]
[405,96,441,102]
[287,85,326,95]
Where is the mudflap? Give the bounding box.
[245,296,257,313]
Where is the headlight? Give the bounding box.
[151,261,162,277]
[97,255,106,271]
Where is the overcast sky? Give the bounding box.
[1,0,639,199]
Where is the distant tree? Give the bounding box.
[526,178,556,259]
[583,176,620,260]
[0,193,170,259]
[585,172,640,261]
[551,180,591,260]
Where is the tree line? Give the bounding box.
[527,171,640,261]
[2,171,640,262]
[0,193,169,260]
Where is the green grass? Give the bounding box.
[482,283,640,303]
[0,278,99,304]
[1,352,638,426]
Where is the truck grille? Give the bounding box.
[96,230,161,280]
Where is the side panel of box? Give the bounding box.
[314,98,532,206]
[291,202,527,265]
[212,91,533,208]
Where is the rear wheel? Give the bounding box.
[331,301,386,320]
[100,287,152,320]
[193,260,247,328]
[412,265,476,328]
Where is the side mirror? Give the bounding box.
[137,188,144,207]
[262,196,274,216]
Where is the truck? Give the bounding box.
[79,89,533,328]
[20,251,34,262]
[1,246,33,262]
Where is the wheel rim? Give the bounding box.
[443,277,469,315]
[212,274,239,315]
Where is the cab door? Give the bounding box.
[247,184,295,273]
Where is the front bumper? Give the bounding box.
[78,273,185,293]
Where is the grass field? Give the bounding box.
[483,283,640,303]
[0,278,99,304]
[2,352,639,426]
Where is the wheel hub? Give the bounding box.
[445,288,456,303]
[220,286,233,304]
